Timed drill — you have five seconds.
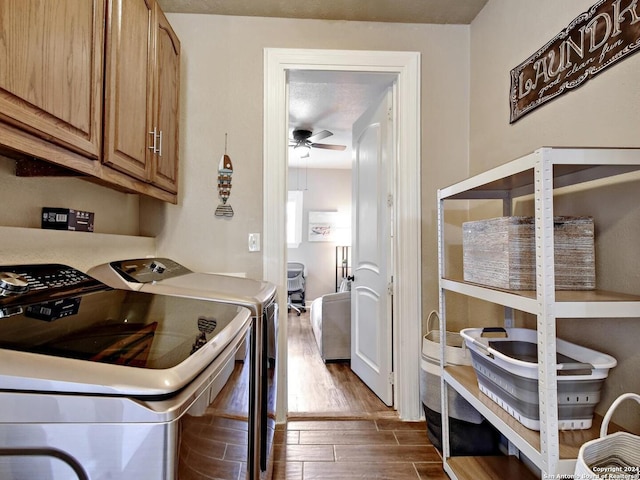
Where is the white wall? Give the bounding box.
[141,14,471,319]
[287,168,351,303]
[470,0,640,431]
[0,154,152,269]
[0,155,140,235]
[470,0,640,170]
[0,225,155,272]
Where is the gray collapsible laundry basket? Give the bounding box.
[461,327,617,430]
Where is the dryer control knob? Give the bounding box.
[149,261,166,274]
[0,272,30,296]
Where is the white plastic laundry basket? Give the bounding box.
[574,393,640,479]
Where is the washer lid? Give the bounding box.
[89,258,278,317]
[141,272,277,315]
[0,288,251,396]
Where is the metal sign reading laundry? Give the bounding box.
[509,0,640,123]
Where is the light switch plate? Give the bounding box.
[248,233,261,252]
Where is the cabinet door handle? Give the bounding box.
[148,128,157,152]
[157,130,163,157]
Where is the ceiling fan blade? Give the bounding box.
[307,130,333,142]
[311,142,346,151]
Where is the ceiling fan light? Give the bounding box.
[294,144,311,158]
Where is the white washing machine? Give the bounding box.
[0,263,253,479]
[87,257,279,479]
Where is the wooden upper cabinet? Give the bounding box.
[0,0,180,202]
[0,0,105,159]
[103,0,155,182]
[151,7,180,194]
[104,0,180,193]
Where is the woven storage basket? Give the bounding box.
[574,393,640,479]
[422,310,469,366]
[462,216,595,290]
[421,311,481,422]
[420,311,501,456]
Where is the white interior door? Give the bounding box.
[350,86,394,406]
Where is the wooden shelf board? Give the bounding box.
[442,278,640,317]
[446,455,538,480]
[446,365,614,460]
[444,277,640,302]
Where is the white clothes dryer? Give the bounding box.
[87,257,278,479]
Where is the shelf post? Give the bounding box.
[534,148,560,476]
[437,192,452,461]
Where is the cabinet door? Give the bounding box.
[151,7,180,193]
[0,0,104,159]
[103,0,154,181]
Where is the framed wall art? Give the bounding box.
[308,211,338,242]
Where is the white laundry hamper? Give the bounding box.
[461,327,617,430]
[574,393,640,479]
[420,311,500,455]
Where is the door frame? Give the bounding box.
[263,48,422,421]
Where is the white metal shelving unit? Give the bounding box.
[437,147,640,480]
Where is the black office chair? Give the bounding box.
[287,262,306,315]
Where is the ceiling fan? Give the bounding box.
[289,129,346,158]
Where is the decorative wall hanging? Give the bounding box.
[215,134,234,217]
[509,0,640,123]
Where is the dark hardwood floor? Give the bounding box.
[274,311,448,480]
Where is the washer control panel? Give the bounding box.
[0,264,105,306]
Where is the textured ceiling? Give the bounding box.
[288,71,396,133]
[157,0,488,25]
[287,71,396,169]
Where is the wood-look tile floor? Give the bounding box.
[271,418,448,480]
[278,311,448,479]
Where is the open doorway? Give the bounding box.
[285,71,394,415]
[286,70,394,313]
[263,48,422,422]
